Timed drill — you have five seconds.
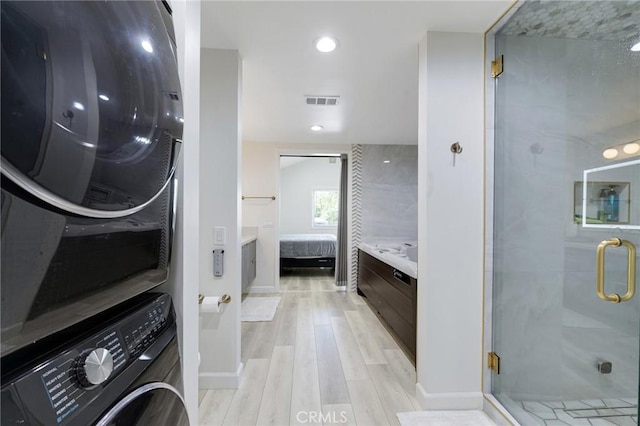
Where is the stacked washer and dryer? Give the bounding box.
[1,1,188,424]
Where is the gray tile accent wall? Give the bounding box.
[361,145,418,243]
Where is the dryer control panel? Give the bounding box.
[1,293,174,426]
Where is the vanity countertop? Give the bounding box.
[358,242,417,279]
[241,234,257,245]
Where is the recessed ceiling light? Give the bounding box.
[98,94,110,101]
[73,101,85,111]
[631,41,640,52]
[602,148,618,159]
[315,37,337,53]
[383,160,391,164]
[623,142,640,154]
[310,125,323,131]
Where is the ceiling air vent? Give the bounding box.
[305,96,340,106]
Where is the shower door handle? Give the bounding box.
[596,238,636,303]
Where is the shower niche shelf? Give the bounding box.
[573,181,630,225]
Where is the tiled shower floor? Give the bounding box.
[517,398,637,425]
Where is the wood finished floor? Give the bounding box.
[198,269,421,426]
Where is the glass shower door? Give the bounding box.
[491,17,640,425]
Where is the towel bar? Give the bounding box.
[242,195,276,200]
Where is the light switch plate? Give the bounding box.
[214,227,226,245]
[263,219,273,228]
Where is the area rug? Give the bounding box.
[397,410,495,426]
[241,297,281,322]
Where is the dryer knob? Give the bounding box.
[77,348,114,388]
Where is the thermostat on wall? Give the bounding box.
[213,249,224,277]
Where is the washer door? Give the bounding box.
[95,383,189,426]
[1,1,182,219]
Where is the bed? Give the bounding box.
[279,234,336,274]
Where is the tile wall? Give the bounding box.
[360,145,418,243]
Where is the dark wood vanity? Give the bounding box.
[357,250,417,360]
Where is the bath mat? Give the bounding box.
[241,297,281,322]
[397,410,495,426]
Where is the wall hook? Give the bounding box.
[450,142,462,167]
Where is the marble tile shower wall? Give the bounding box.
[493,34,640,402]
[361,145,417,243]
[494,34,566,402]
[498,0,640,41]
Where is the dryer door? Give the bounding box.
[1,1,183,218]
[95,383,189,426]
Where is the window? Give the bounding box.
[312,189,338,227]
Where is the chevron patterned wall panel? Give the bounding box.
[351,144,363,292]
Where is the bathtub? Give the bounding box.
[357,241,417,278]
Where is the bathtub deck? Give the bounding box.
[357,242,417,279]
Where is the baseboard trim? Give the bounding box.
[247,285,278,294]
[415,383,484,410]
[199,362,244,389]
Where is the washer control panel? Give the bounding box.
[121,298,169,358]
[3,294,173,425]
[75,348,114,388]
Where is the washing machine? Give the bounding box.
[1,293,189,425]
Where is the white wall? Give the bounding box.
[417,31,485,410]
[198,48,243,389]
[280,157,341,235]
[166,0,200,422]
[243,142,351,292]
[242,143,280,293]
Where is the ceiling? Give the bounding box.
[200,1,512,145]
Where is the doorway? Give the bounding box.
[278,155,342,292]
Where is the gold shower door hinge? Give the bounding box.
[491,55,504,78]
[488,352,500,374]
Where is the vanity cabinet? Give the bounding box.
[242,240,256,293]
[357,250,416,360]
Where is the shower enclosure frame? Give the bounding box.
[482,1,640,425]
[481,3,521,423]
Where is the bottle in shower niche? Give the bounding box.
[598,188,608,222]
[605,186,619,222]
